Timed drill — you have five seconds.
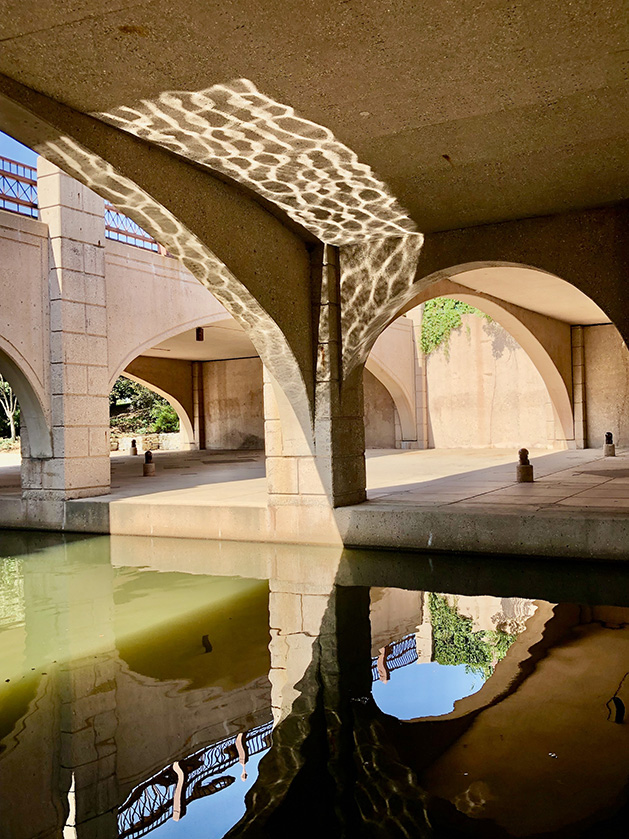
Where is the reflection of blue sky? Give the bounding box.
[149,750,266,839]
[0,131,37,166]
[372,662,486,720]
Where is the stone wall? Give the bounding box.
[425,314,551,449]
[584,323,629,448]
[203,357,265,450]
[364,368,398,449]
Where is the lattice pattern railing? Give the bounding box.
[371,633,418,682]
[117,721,273,839]
[0,157,37,218]
[105,202,162,252]
[0,156,164,251]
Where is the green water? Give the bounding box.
[1,531,629,838]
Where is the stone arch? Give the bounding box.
[0,78,316,447]
[410,284,575,445]
[364,355,416,442]
[354,263,619,447]
[0,344,51,458]
[119,371,195,449]
[107,312,238,389]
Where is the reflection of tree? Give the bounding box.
[428,593,515,680]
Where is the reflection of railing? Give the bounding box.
[0,157,38,218]
[118,721,273,839]
[372,633,418,682]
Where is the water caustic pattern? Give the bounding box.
[98,79,418,247]
[1,533,629,837]
[41,135,311,421]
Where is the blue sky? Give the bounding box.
[0,130,37,166]
[146,750,267,839]
[372,661,485,720]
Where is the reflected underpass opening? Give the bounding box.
[2,533,629,838]
[369,589,536,720]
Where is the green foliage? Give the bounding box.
[420,298,490,356]
[429,592,516,680]
[153,405,179,433]
[109,377,179,434]
[0,375,20,440]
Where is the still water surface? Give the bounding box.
[1,531,628,837]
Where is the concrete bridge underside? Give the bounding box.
[1,160,629,556]
[0,9,627,556]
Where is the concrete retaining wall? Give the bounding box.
[584,323,629,448]
[364,368,397,448]
[425,314,552,449]
[203,358,265,450]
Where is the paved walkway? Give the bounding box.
[0,446,627,512]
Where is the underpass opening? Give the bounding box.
[362,262,625,504]
[0,348,51,499]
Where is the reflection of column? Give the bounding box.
[236,580,372,833]
[415,591,433,663]
[268,581,332,724]
[40,539,119,837]
[172,761,187,821]
[236,732,248,781]
[0,538,119,839]
[53,544,119,838]
[377,646,391,682]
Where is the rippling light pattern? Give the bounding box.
[97,79,418,246]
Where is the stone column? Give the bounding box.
[264,245,366,509]
[192,361,206,449]
[22,160,110,506]
[572,326,587,449]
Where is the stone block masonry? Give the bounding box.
[26,160,111,499]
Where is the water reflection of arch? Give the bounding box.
[0,340,51,458]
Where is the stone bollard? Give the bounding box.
[143,450,156,477]
[130,438,138,456]
[517,448,534,482]
[604,431,616,457]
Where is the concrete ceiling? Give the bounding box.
[1,1,627,232]
[143,319,257,361]
[453,266,611,324]
[147,263,609,364]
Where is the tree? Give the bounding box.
[109,376,179,434]
[0,375,19,442]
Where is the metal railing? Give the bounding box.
[371,633,418,682]
[117,721,273,839]
[105,202,163,252]
[0,155,164,251]
[0,157,37,218]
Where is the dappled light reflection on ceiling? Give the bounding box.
[96,78,420,247]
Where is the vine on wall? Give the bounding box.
[420,297,490,356]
